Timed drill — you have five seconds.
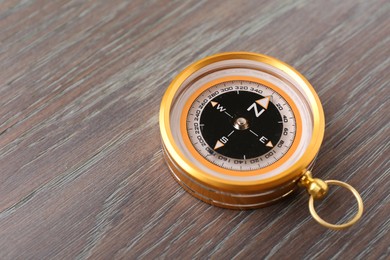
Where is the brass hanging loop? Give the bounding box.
[299,171,364,230]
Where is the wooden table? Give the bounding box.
[1,0,389,259]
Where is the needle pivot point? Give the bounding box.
[233,117,249,130]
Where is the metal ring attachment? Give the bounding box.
[308,180,364,230]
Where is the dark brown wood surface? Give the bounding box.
[0,0,389,259]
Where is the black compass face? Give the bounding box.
[186,80,297,170]
[200,91,282,159]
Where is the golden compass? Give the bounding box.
[159,52,363,230]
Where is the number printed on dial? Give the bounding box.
[186,80,297,171]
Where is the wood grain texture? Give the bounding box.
[0,0,389,259]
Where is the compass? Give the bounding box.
[160,52,363,230]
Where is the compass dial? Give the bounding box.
[186,79,296,171]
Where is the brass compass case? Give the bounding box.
[159,52,325,209]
